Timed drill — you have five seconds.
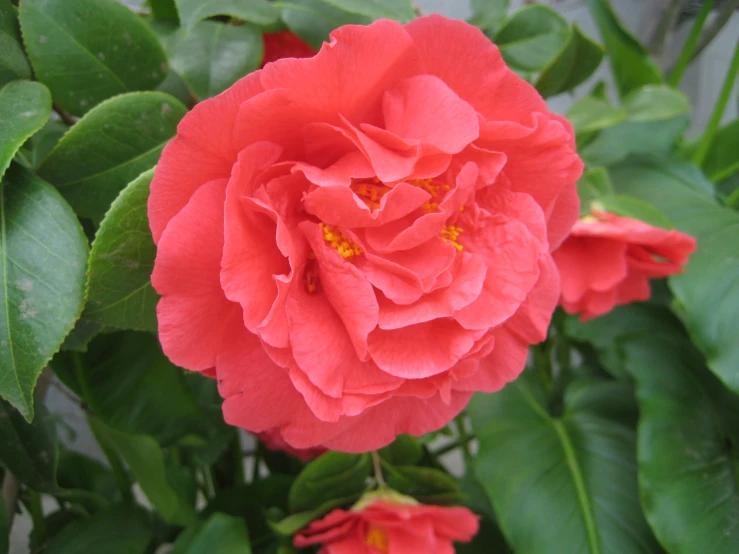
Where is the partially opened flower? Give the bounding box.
[553,210,696,320]
[149,15,582,452]
[294,495,479,553]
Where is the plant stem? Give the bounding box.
[26,491,46,547]
[201,466,216,500]
[433,433,477,458]
[648,0,683,57]
[669,0,715,87]
[693,37,739,166]
[371,451,386,488]
[534,343,553,392]
[231,431,246,486]
[250,450,262,484]
[454,414,473,459]
[2,472,19,529]
[52,104,76,126]
[692,0,739,62]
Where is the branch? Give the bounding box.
[692,0,739,61]
[648,0,683,57]
[53,104,77,126]
[2,472,19,529]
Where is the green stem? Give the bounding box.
[534,343,553,392]
[669,0,715,87]
[693,38,739,166]
[371,451,386,488]
[201,467,216,500]
[432,433,477,458]
[454,414,473,459]
[26,491,46,547]
[231,430,246,486]
[250,450,262,484]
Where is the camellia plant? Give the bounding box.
[1,0,738,552]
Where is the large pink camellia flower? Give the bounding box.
[553,210,696,320]
[149,16,582,452]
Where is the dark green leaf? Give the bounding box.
[59,318,102,352]
[0,495,7,554]
[38,92,186,221]
[156,69,196,108]
[57,448,119,509]
[535,24,604,98]
[622,85,691,122]
[175,0,278,31]
[0,80,51,179]
[89,417,197,526]
[318,0,414,21]
[584,0,662,98]
[85,169,158,331]
[469,374,662,554]
[150,0,179,20]
[0,0,32,85]
[378,434,423,466]
[0,165,87,419]
[43,504,152,554]
[279,0,371,50]
[567,95,627,135]
[0,397,57,492]
[167,21,263,101]
[27,120,67,169]
[288,452,371,513]
[494,5,569,71]
[383,465,462,505]
[457,516,512,554]
[622,334,739,553]
[702,120,739,182]
[609,158,739,394]
[19,0,168,116]
[173,513,252,554]
[594,195,672,229]
[469,0,508,30]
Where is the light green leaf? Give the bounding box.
[175,0,278,31]
[279,0,372,50]
[172,513,252,554]
[38,92,186,221]
[42,504,152,554]
[494,5,569,71]
[567,95,627,135]
[90,417,197,526]
[19,0,168,116]
[577,166,614,214]
[86,169,157,331]
[469,0,508,30]
[702,120,739,182]
[270,496,356,536]
[622,85,691,122]
[0,397,57,492]
[167,21,263,101]
[584,0,662,98]
[594,195,673,229]
[535,24,604,98]
[469,374,662,554]
[0,165,87,420]
[0,0,32,85]
[0,80,51,179]
[318,0,414,21]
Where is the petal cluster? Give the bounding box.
[149,16,582,451]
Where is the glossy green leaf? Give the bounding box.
[27,120,67,169]
[0,0,32,85]
[622,333,739,553]
[378,434,423,466]
[0,397,57,492]
[53,332,204,445]
[90,417,197,526]
[609,157,739,395]
[318,0,414,21]
[175,0,278,31]
[38,93,186,221]
[535,25,605,98]
[584,0,662,98]
[567,95,627,135]
[383,465,462,505]
[173,513,252,554]
[167,21,263,101]
[0,165,87,420]
[594,195,672,229]
[86,169,157,331]
[19,0,168,116]
[279,0,373,50]
[469,0,508,30]
[56,448,118,510]
[288,452,371,513]
[43,504,152,554]
[702,120,739,182]
[494,5,569,71]
[0,80,51,179]
[622,85,691,122]
[469,374,662,554]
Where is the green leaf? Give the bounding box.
[622,85,691,122]
[0,397,57,492]
[535,24,605,98]
[59,318,102,352]
[173,513,252,554]
[175,0,278,31]
[89,417,197,526]
[702,120,739,182]
[469,0,508,30]
[279,0,371,51]
[577,166,614,214]
[27,120,67,169]
[37,92,186,221]
[57,448,118,510]
[288,452,371,513]
[383,465,463,505]
[42,504,152,554]
[584,0,662,98]
[0,165,87,419]
[0,80,51,179]
[494,5,569,72]
[150,0,179,20]
[167,21,263,101]
[0,0,32,86]
[53,332,204,445]
[19,0,168,116]
[568,96,627,135]
[318,0,414,21]
[469,374,662,554]
[594,195,673,229]
[609,157,739,394]
[85,169,157,331]
[271,496,356,536]
[457,516,512,554]
[378,434,423,466]
[622,334,739,553]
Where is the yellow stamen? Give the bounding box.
[319,222,362,259]
[441,224,464,251]
[352,179,389,209]
[365,526,389,552]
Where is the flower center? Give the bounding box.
[410,177,450,213]
[365,525,389,552]
[303,252,320,294]
[441,224,464,251]
[319,222,362,259]
[352,178,389,209]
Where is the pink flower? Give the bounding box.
[258,428,325,461]
[149,16,582,452]
[294,499,479,553]
[261,31,316,68]
[553,210,696,320]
